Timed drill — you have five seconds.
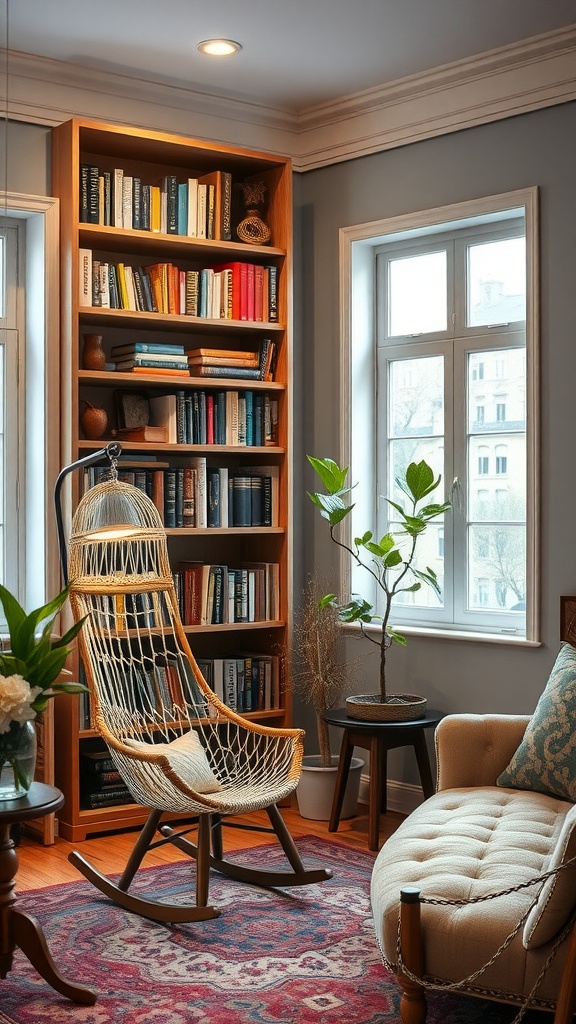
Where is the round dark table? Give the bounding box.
[322,708,443,851]
[0,782,96,1004]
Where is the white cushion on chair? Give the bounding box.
[124,730,222,794]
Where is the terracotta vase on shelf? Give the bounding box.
[82,334,106,371]
[81,400,108,439]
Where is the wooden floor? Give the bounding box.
[14,802,406,891]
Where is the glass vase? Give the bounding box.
[0,720,37,801]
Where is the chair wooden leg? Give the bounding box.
[196,815,211,908]
[553,916,576,1024]
[398,888,427,1024]
[69,808,220,923]
[117,809,163,892]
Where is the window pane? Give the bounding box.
[389,251,447,336]
[392,522,444,609]
[0,236,4,318]
[468,524,526,612]
[467,237,526,327]
[467,349,525,433]
[388,355,444,440]
[467,345,526,612]
[387,354,445,608]
[0,345,4,584]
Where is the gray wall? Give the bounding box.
[296,101,576,779]
[7,102,576,784]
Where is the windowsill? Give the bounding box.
[341,621,541,648]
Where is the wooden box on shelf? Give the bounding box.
[52,117,293,841]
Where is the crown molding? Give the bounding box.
[1,24,575,171]
[293,24,576,169]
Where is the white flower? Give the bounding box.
[0,674,42,734]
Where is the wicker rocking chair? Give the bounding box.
[65,475,332,923]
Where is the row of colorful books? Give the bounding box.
[118,389,279,446]
[80,164,233,241]
[174,561,280,626]
[83,460,279,529]
[79,249,279,323]
[168,388,278,445]
[196,655,281,714]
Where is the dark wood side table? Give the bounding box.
[0,782,96,1004]
[323,708,443,851]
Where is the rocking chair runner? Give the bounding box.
[65,477,332,923]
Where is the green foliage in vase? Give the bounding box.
[307,457,451,703]
[0,584,88,715]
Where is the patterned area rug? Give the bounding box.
[0,836,550,1024]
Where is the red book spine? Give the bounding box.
[239,263,249,321]
[246,263,255,321]
[206,394,215,444]
[254,265,264,322]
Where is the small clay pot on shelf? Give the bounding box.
[82,334,106,371]
[81,401,108,439]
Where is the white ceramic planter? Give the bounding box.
[296,754,364,821]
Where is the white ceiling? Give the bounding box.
[6,0,576,114]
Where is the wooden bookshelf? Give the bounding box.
[51,117,293,841]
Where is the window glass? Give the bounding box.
[467,236,526,327]
[388,251,447,336]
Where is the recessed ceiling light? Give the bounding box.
[197,39,242,57]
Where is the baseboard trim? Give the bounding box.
[358,773,424,817]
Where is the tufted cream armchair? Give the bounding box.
[371,714,576,1023]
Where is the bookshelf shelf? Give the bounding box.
[79,222,286,260]
[78,370,286,389]
[52,116,293,842]
[78,308,286,332]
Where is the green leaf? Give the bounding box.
[420,502,451,518]
[49,681,89,695]
[387,627,408,646]
[308,491,353,526]
[405,460,437,500]
[398,514,427,535]
[412,567,441,596]
[386,499,406,517]
[337,596,375,623]
[307,455,349,494]
[361,533,395,557]
[0,584,27,640]
[354,531,373,546]
[384,548,403,568]
[318,594,338,610]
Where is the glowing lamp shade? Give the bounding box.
[68,479,172,587]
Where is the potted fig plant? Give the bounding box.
[292,576,363,819]
[307,456,451,722]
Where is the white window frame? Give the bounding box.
[0,194,60,616]
[0,221,22,596]
[339,188,539,645]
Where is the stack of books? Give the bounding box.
[80,751,135,809]
[186,339,276,381]
[110,341,190,377]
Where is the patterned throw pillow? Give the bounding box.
[497,643,576,801]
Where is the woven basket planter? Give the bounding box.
[345,693,427,722]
